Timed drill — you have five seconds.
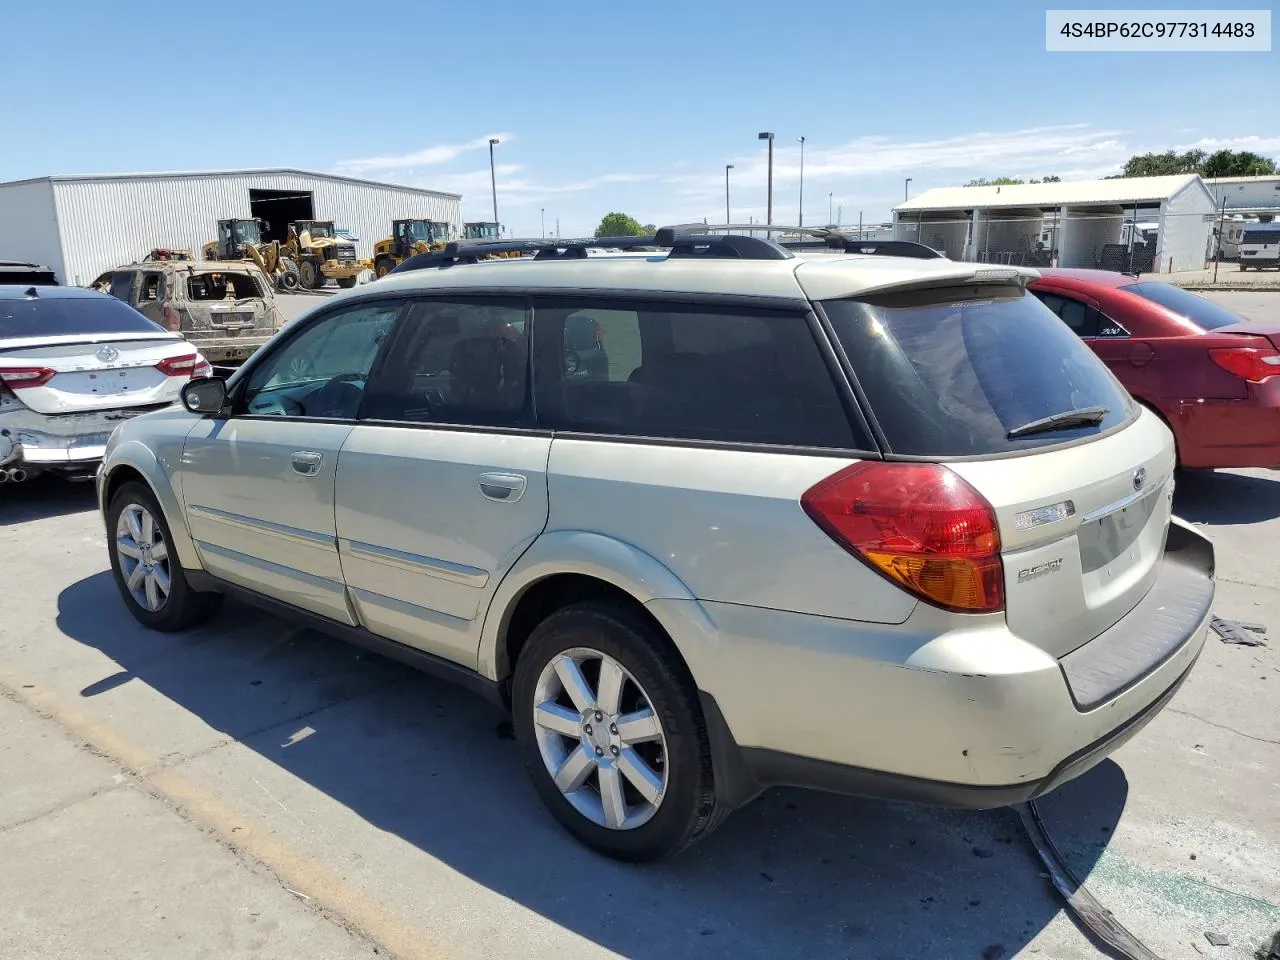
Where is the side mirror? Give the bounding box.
[181,377,228,416]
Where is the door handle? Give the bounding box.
[478,472,527,503]
[291,451,323,477]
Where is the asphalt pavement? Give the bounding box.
[2,466,1279,960]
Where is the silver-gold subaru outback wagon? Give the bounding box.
[97,228,1215,861]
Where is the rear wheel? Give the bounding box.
[512,601,726,861]
[375,258,394,278]
[107,481,221,631]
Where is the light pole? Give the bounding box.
[904,177,912,202]
[758,131,775,225]
[488,138,500,232]
[724,164,734,224]
[540,208,545,239]
[828,192,833,226]
[797,136,805,227]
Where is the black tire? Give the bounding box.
[278,262,301,291]
[336,276,357,289]
[298,260,321,290]
[512,601,727,861]
[107,480,222,632]
[375,258,394,278]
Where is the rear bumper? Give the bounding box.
[657,517,1214,811]
[0,405,166,474]
[186,336,271,364]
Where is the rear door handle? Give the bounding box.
[478,472,527,503]
[291,451,323,477]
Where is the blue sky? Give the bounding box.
[3,0,1275,237]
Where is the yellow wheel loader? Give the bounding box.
[372,219,453,277]
[201,218,301,292]
[285,220,371,290]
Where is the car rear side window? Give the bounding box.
[1124,282,1243,331]
[0,294,165,340]
[823,286,1134,456]
[532,298,864,448]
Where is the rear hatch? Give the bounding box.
[820,279,1175,657]
[179,268,278,340]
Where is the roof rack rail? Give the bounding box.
[674,224,946,260]
[387,225,795,273]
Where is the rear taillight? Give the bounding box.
[1208,343,1280,383]
[801,461,1004,613]
[0,366,56,390]
[155,354,202,378]
[193,356,213,378]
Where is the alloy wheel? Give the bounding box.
[115,503,171,613]
[532,647,669,830]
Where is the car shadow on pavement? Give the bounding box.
[57,572,1128,960]
[1173,469,1280,525]
[0,478,98,525]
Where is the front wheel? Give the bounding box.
[375,258,394,278]
[298,260,321,289]
[107,481,222,631]
[336,276,357,289]
[512,601,726,861]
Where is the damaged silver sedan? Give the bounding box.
[1,284,210,483]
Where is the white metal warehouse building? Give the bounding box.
[892,174,1216,273]
[0,168,461,286]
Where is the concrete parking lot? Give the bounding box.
[1,289,1277,960]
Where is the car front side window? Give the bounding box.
[239,301,403,420]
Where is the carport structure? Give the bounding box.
[892,174,1215,273]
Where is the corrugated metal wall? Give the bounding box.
[50,172,461,285]
[0,180,65,282]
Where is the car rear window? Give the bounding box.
[187,271,265,301]
[1124,282,1243,331]
[0,293,166,341]
[823,286,1133,456]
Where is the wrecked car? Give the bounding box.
[91,261,285,366]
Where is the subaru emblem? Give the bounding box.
[96,345,120,363]
[1132,467,1146,492]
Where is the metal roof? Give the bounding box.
[895,174,1208,212]
[0,167,460,200]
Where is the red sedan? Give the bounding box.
[1027,269,1280,469]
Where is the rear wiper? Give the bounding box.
[1007,405,1109,440]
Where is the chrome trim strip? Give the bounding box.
[340,538,489,588]
[188,503,335,547]
[1079,476,1167,525]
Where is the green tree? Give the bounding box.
[1202,149,1278,177]
[964,175,1060,187]
[595,212,646,237]
[1121,150,1207,177]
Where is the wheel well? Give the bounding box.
[499,574,670,680]
[103,464,147,510]
[1135,398,1180,465]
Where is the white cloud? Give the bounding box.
[334,133,514,173]
[1178,134,1280,155]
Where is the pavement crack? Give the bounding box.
[1167,707,1280,746]
[0,780,133,838]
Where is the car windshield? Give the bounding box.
[823,286,1133,456]
[0,293,167,340]
[1125,282,1244,331]
[1241,227,1280,244]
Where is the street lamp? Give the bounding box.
[758,131,775,225]
[725,164,734,224]
[540,208,545,239]
[797,136,805,227]
[904,177,912,202]
[488,138,500,233]
[828,192,833,226]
